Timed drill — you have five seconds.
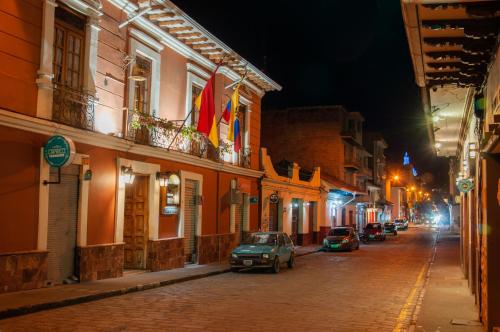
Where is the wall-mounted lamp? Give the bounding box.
[121,166,135,185]
[156,172,180,187]
[435,142,442,149]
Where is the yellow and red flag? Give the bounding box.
[195,75,218,148]
[222,85,240,142]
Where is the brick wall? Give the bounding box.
[261,106,346,180]
[0,251,48,293]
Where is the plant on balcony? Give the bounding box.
[129,110,175,133]
[179,125,203,142]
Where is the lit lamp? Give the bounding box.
[156,172,169,187]
[128,63,147,82]
[121,166,135,185]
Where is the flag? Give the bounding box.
[195,75,218,148]
[222,86,239,142]
[233,118,241,153]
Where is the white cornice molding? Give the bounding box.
[129,28,164,52]
[0,109,263,178]
[107,0,272,96]
[186,63,210,80]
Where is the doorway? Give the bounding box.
[291,199,299,244]
[47,164,80,285]
[269,199,279,232]
[124,175,149,270]
[183,179,198,264]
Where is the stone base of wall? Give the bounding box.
[297,233,313,246]
[0,250,48,293]
[312,231,319,244]
[147,238,184,271]
[318,226,331,245]
[197,233,237,264]
[76,243,124,282]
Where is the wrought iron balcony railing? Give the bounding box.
[52,84,95,131]
[126,111,251,168]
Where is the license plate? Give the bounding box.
[243,260,253,266]
[331,244,340,248]
[369,235,375,239]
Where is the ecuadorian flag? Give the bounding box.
[233,118,241,153]
[222,86,239,142]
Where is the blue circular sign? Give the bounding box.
[43,135,75,167]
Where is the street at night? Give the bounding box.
[1,0,499,331]
[1,227,435,332]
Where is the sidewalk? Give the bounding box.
[0,244,320,320]
[411,232,482,332]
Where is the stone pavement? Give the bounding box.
[0,228,435,332]
[411,231,483,332]
[0,244,320,320]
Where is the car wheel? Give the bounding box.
[272,257,280,273]
[287,254,295,268]
[230,267,239,273]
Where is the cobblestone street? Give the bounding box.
[0,227,436,332]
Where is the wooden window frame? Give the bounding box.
[53,5,86,89]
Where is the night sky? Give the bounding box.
[173,0,449,188]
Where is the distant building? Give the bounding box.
[260,148,321,245]
[363,132,391,223]
[261,105,372,236]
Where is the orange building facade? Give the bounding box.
[0,0,280,292]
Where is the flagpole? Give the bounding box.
[166,57,227,151]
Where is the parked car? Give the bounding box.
[364,223,386,241]
[394,219,409,230]
[384,223,398,235]
[323,227,360,251]
[230,232,295,273]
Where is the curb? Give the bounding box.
[405,230,440,331]
[0,268,230,320]
[0,248,320,320]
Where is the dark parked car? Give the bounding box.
[384,223,398,235]
[394,219,409,230]
[230,232,295,273]
[323,227,360,251]
[364,223,386,241]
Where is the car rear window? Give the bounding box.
[328,228,350,236]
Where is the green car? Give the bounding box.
[230,232,295,273]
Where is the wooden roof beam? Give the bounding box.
[168,26,193,33]
[149,12,176,20]
[184,37,209,44]
[158,19,185,27]
[192,43,216,49]
[200,48,223,55]
[176,32,202,39]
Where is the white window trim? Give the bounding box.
[185,71,207,126]
[115,158,160,243]
[179,171,203,238]
[38,150,90,249]
[36,0,101,120]
[128,38,161,116]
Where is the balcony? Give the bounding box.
[52,84,95,131]
[340,128,358,145]
[344,156,361,171]
[357,167,373,179]
[126,111,251,168]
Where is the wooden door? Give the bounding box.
[269,201,278,232]
[124,176,148,269]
